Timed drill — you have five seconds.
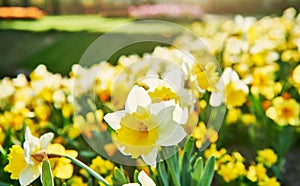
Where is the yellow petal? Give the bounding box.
[4,145,27,179]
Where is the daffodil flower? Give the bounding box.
[104,85,186,165]
[5,127,54,186]
[210,67,249,108]
[123,170,156,186]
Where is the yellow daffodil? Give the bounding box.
[47,143,78,179]
[104,85,186,165]
[5,127,54,185]
[123,170,156,186]
[266,97,300,126]
[210,67,249,108]
[256,149,278,167]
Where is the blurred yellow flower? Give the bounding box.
[47,143,78,179]
[258,176,280,186]
[256,149,278,167]
[266,97,300,126]
[247,164,267,182]
[69,176,87,186]
[217,161,246,182]
[251,65,280,100]
[226,108,241,124]
[90,156,114,175]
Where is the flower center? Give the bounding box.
[117,114,158,147]
[280,107,293,118]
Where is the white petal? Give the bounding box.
[122,184,140,186]
[118,145,131,156]
[141,147,158,166]
[158,123,186,146]
[125,85,151,113]
[19,165,41,186]
[222,67,239,85]
[173,106,188,124]
[40,132,54,150]
[138,170,156,186]
[209,91,224,107]
[149,100,175,115]
[25,127,39,142]
[152,106,175,127]
[103,111,126,130]
[164,69,183,89]
[23,128,40,165]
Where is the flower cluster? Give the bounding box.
[204,144,280,185]
[1,7,300,186]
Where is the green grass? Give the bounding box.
[0,16,184,77]
[0,15,133,33]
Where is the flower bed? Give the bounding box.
[0,6,45,20]
[0,7,300,186]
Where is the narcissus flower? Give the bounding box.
[5,127,54,185]
[104,85,186,165]
[266,97,300,126]
[47,143,78,179]
[210,67,249,108]
[123,170,156,186]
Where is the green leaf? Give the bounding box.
[42,159,54,186]
[191,157,203,186]
[133,169,139,183]
[64,155,110,186]
[112,167,128,186]
[157,161,169,186]
[200,156,215,186]
[180,137,194,186]
[164,147,180,186]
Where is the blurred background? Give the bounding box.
[0,0,300,77]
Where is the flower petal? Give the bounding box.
[125,85,151,113]
[173,105,188,124]
[164,69,183,89]
[19,165,41,186]
[103,111,126,130]
[40,132,54,150]
[222,67,239,85]
[122,183,140,186]
[209,91,224,107]
[149,100,175,115]
[138,170,156,186]
[158,122,186,146]
[141,147,158,166]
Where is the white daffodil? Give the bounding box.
[20,127,54,186]
[210,67,249,108]
[104,85,186,165]
[123,170,156,186]
[140,69,192,123]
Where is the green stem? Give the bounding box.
[64,155,110,186]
